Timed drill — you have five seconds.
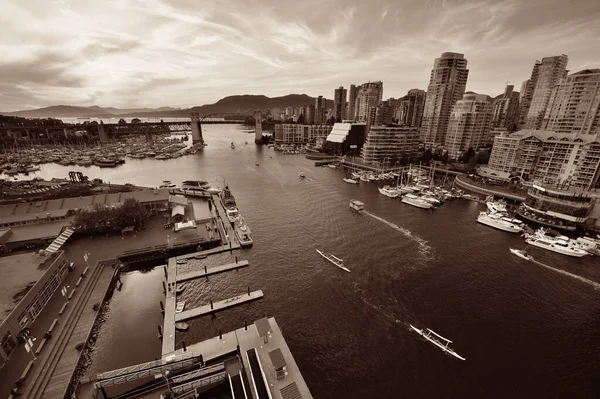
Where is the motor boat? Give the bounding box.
[234,216,253,247]
[316,249,350,272]
[176,259,188,265]
[477,212,523,233]
[159,180,177,189]
[175,322,189,331]
[195,253,207,259]
[175,301,186,313]
[401,193,433,209]
[299,172,306,179]
[226,208,239,223]
[575,236,600,255]
[410,325,465,361]
[525,229,589,257]
[378,186,399,198]
[486,199,508,214]
[349,199,364,212]
[343,178,359,184]
[509,248,533,261]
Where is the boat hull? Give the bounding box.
[410,325,465,361]
[509,248,532,260]
[401,197,432,209]
[316,249,350,272]
[477,216,522,233]
[525,238,588,257]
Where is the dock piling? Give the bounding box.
[162,281,166,292]
[244,320,247,330]
[235,256,238,264]
[183,341,187,352]
[164,266,167,277]
[160,301,164,314]
[219,329,222,340]
[157,325,162,335]
[210,300,213,310]
[247,286,250,296]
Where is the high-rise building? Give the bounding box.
[445,93,494,159]
[347,84,357,121]
[315,96,325,124]
[367,104,395,128]
[519,63,540,128]
[420,52,469,147]
[523,55,569,129]
[355,81,383,122]
[396,89,426,127]
[492,85,520,132]
[334,86,347,122]
[543,69,600,136]
[360,125,419,164]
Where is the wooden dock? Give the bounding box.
[175,290,264,322]
[176,260,249,282]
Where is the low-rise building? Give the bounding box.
[360,125,419,165]
[273,124,333,145]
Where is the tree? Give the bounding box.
[420,148,433,163]
[131,118,141,124]
[72,198,149,234]
[118,118,127,125]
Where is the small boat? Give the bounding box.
[176,259,188,265]
[328,164,337,169]
[316,249,350,273]
[194,253,207,259]
[343,178,358,184]
[410,325,465,361]
[359,175,371,182]
[175,285,186,294]
[299,173,306,179]
[231,142,235,149]
[349,199,364,212]
[160,180,177,189]
[175,322,189,331]
[509,248,533,261]
[175,301,186,313]
[255,162,260,166]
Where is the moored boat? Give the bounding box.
[525,229,589,257]
[477,211,523,233]
[234,216,253,247]
[401,193,433,209]
[343,178,359,184]
[175,322,189,331]
[175,301,186,313]
[378,186,399,198]
[175,284,186,294]
[410,324,465,361]
[316,249,350,272]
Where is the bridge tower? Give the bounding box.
[98,122,108,143]
[254,111,262,144]
[190,112,204,145]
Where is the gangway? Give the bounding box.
[46,227,75,253]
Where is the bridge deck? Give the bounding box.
[176,260,249,283]
[175,290,264,322]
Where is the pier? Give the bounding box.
[176,260,249,282]
[175,290,264,322]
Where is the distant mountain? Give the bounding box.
[0,94,332,119]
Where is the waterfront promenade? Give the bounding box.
[454,174,527,202]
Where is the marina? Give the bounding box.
[174,290,265,322]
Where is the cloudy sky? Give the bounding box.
[1,0,599,111]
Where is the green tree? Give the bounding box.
[131,118,141,124]
[118,118,127,125]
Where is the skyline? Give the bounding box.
[1,0,600,111]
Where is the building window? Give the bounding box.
[17,312,29,328]
[1,331,16,357]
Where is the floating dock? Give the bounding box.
[175,290,264,322]
[176,260,249,282]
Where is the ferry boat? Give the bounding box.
[525,229,589,257]
[378,186,399,198]
[175,322,189,331]
[343,178,359,184]
[234,217,253,247]
[349,199,364,212]
[175,301,186,313]
[316,249,350,272]
[509,248,533,260]
[477,211,523,233]
[401,193,433,209]
[410,325,465,361]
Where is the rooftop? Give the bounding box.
[0,251,62,317]
[507,130,600,144]
[5,222,69,243]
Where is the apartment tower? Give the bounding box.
[347,84,357,121]
[445,93,494,159]
[396,89,426,127]
[355,81,384,122]
[334,86,347,122]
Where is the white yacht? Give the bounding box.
[420,193,442,205]
[343,178,359,184]
[359,174,371,182]
[575,236,600,255]
[378,186,399,198]
[525,230,589,257]
[349,199,364,212]
[477,211,523,233]
[234,216,253,247]
[401,193,433,209]
[486,200,508,214]
[159,180,177,189]
[226,208,239,223]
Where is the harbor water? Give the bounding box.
[8,125,600,398]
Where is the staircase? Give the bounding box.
[46,227,75,253]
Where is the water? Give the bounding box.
[13,126,600,398]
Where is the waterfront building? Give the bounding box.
[481,130,600,189]
[517,184,600,231]
[315,96,325,124]
[324,122,367,155]
[396,89,426,128]
[367,104,395,128]
[491,85,520,132]
[355,81,384,122]
[347,84,357,121]
[0,251,68,365]
[360,125,419,165]
[543,69,600,137]
[274,124,333,145]
[445,93,494,160]
[522,55,569,129]
[420,52,469,147]
[334,86,347,122]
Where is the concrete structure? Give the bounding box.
[347,84,357,121]
[367,104,394,129]
[543,69,600,137]
[360,125,419,165]
[0,251,68,363]
[355,81,384,122]
[492,85,520,132]
[254,111,263,142]
[396,89,426,127]
[324,122,367,155]
[315,96,325,124]
[334,86,347,122]
[445,93,494,159]
[190,112,205,145]
[522,55,569,129]
[420,52,469,147]
[481,130,600,189]
[273,124,333,145]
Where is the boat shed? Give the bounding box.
[171,205,186,222]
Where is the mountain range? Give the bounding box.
[1,94,333,119]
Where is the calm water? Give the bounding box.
[12,126,600,398]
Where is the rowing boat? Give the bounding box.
[316,249,350,273]
[410,324,465,361]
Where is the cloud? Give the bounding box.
[0,0,599,111]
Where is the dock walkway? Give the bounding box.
[175,290,264,322]
[176,260,249,282]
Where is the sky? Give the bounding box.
[1,0,599,111]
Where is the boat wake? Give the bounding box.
[364,211,433,261]
[530,259,600,290]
